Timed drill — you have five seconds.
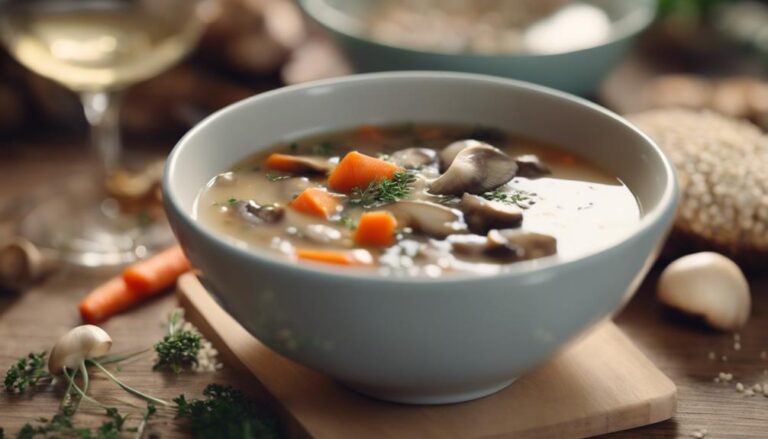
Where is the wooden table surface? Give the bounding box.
[1,140,767,439]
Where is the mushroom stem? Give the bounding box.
[88,360,172,406]
[62,366,107,410]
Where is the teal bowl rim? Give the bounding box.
[298,0,657,59]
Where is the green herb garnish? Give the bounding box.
[227,197,238,205]
[153,311,201,374]
[349,171,416,208]
[338,214,357,230]
[3,352,49,394]
[265,172,290,182]
[482,188,533,208]
[175,384,279,439]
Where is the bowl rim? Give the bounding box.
[164,71,678,284]
[297,0,657,59]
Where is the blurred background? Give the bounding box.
[1,0,767,144]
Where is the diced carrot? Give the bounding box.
[354,211,398,247]
[289,188,340,218]
[327,151,401,193]
[79,276,140,324]
[122,246,191,296]
[356,125,384,142]
[265,153,308,173]
[296,248,373,266]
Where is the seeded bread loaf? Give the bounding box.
[628,109,768,270]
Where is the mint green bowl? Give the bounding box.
[299,0,656,96]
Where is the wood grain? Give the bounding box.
[178,273,676,439]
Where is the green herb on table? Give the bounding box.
[482,188,533,209]
[154,310,201,374]
[175,384,279,439]
[17,405,146,439]
[3,352,49,394]
[349,170,416,208]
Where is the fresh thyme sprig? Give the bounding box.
[482,187,534,209]
[153,310,201,374]
[349,171,416,208]
[3,352,49,394]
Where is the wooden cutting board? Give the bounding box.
[178,273,676,439]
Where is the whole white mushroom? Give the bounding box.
[657,252,750,331]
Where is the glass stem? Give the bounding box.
[80,90,123,178]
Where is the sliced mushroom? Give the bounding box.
[460,193,523,234]
[430,143,518,195]
[391,147,438,170]
[387,200,467,238]
[447,234,489,257]
[439,139,483,171]
[235,200,285,224]
[514,154,551,178]
[488,229,557,261]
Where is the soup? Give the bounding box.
[195,124,640,277]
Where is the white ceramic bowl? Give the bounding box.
[164,72,678,404]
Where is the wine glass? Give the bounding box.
[0,0,218,266]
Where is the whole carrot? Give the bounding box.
[123,246,191,296]
[79,276,140,324]
[78,246,191,323]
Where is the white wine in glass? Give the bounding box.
[0,0,217,266]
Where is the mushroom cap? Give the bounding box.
[657,252,750,331]
[391,147,438,170]
[460,193,523,234]
[387,200,467,238]
[439,139,484,171]
[48,325,113,375]
[430,143,518,195]
[628,109,768,265]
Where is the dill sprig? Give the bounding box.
[153,311,201,374]
[3,352,49,394]
[349,171,416,208]
[482,187,534,209]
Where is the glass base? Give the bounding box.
[19,175,174,267]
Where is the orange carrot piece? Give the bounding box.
[327,151,401,193]
[265,153,308,173]
[354,211,398,247]
[296,248,373,266]
[79,276,140,324]
[122,246,191,296]
[356,124,384,142]
[289,188,340,218]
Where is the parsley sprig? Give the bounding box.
[153,310,201,374]
[349,171,416,208]
[3,352,49,394]
[175,384,279,439]
[482,187,534,209]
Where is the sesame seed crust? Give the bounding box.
[628,109,768,265]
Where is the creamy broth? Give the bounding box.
[195,124,640,276]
